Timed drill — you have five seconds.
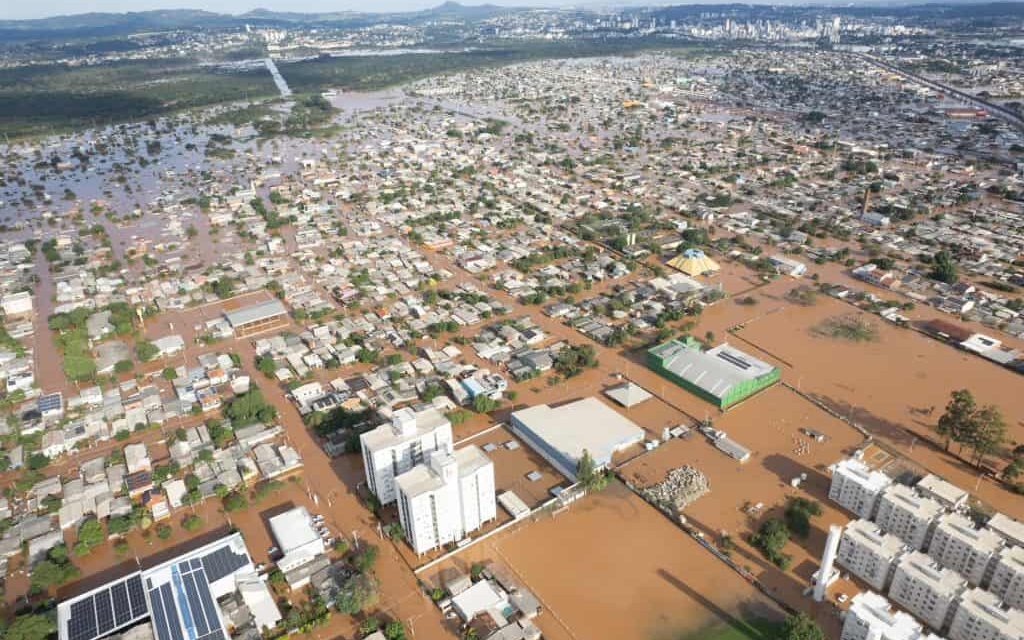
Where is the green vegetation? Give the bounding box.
[778,613,825,640]
[224,388,277,426]
[74,517,106,555]
[783,497,823,538]
[575,450,610,492]
[810,314,879,343]
[135,340,159,362]
[182,514,203,531]
[553,343,598,378]
[749,518,791,570]
[0,60,277,140]
[929,250,958,284]
[935,389,1007,468]
[681,617,781,640]
[2,614,57,640]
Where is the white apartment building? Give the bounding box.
[987,513,1024,549]
[889,551,967,632]
[916,474,968,511]
[988,545,1024,610]
[927,513,1003,587]
[840,591,924,640]
[875,483,945,551]
[829,457,892,520]
[837,519,908,592]
[947,587,1024,640]
[395,444,496,555]
[360,406,453,504]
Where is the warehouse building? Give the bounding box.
[268,507,326,588]
[948,587,1024,640]
[224,299,289,338]
[837,519,908,592]
[510,397,645,480]
[57,534,280,640]
[646,337,780,410]
[875,483,944,551]
[828,456,892,520]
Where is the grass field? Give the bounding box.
[681,617,781,640]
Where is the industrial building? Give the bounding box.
[509,397,645,480]
[889,551,967,632]
[828,456,892,520]
[875,483,944,551]
[223,299,289,338]
[837,519,908,592]
[395,445,496,555]
[927,513,1003,587]
[268,506,327,588]
[987,546,1024,610]
[646,337,780,410]
[360,406,453,504]
[840,591,927,640]
[57,534,281,640]
[947,587,1024,640]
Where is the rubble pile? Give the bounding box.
[641,465,709,513]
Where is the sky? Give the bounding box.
[4,0,571,21]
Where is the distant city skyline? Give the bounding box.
[1,0,992,23]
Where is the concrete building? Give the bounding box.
[947,587,1024,640]
[875,484,945,551]
[916,475,968,511]
[828,457,892,520]
[988,545,1024,610]
[987,513,1024,549]
[360,406,453,504]
[889,551,967,632]
[509,397,644,480]
[268,506,326,587]
[840,591,925,640]
[395,445,496,555]
[927,513,1003,587]
[837,519,908,592]
[224,299,289,338]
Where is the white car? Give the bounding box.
[837,594,849,604]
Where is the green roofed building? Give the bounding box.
[647,337,780,409]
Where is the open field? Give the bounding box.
[734,289,1024,517]
[425,479,786,640]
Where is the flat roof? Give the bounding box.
[649,339,777,401]
[881,483,944,519]
[844,519,906,560]
[268,507,322,556]
[360,407,451,452]
[956,587,1024,634]
[59,535,253,640]
[224,299,287,328]
[935,512,1003,553]
[831,457,892,493]
[395,445,492,499]
[846,592,922,640]
[510,397,645,479]
[895,551,966,597]
[916,474,967,508]
[987,513,1024,548]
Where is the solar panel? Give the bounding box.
[182,573,209,636]
[149,587,172,640]
[159,584,185,640]
[111,583,131,626]
[95,591,114,635]
[199,546,248,583]
[127,576,148,618]
[193,574,220,632]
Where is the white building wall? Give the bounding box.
[874,485,942,551]
[988,546,1024,610]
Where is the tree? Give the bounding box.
[75,517,105,555]
[936,389,976,452]
[31,559,78,590]
[383,621,406,640]
[779,613,825,640]
[352,544,379,573]
[4,614,56,640]
[222,491,248,512]
[335,572,379,614]
[576,450,609,492]
[970,404,1007,468]
[162,367,178,380]
[156,523,173,540]
[930,250,958,284]
[750,518,791,569]
[1002,458,1024,483]
[135,341,159,362]
[472,394,497,414]
[182,515,203,531]
[783,497,823,538]
[256,355,276,377]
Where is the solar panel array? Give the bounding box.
[66,575,148,640]
[199,545,248,583]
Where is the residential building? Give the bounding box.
[947,587,1024,640]
[988,545,1024,610]
[927,513,1003,586]
[837,519,907,592]
[840,591,925,640]
[916,475,968,510]
[987,513,1024,549]
[360,406,453,504]
[875,484,944,550]
[395,445,496,555]
[889,551,967,632]
[828,457,892,520]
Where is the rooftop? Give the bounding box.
[845,591,923,640]
[224,299,288,328]
[395,445,493,499]
[648,338,777,402]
